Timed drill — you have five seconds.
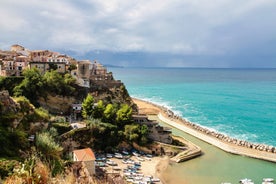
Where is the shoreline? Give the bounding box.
[132,97,276,163]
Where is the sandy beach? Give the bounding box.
[132,98,276,163]
[104,155,169,184]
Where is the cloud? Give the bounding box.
[1,0,276,67]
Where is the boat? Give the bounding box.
[145,154,153,158]
[134,161,141,166]
[136,156,145,161]
[145,157,151,161]
[106,160,117,166]
[262,178,274,184]
[126,178,134,183]
[263,178,274,182]
[114,153,123,159]
[240,178,254,184]
[133,152,140,157]
[151,178,160,183]
[127,159,135,164]
[106,153,113,158]
[122,150,129,155]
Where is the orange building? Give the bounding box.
[73,148,96,176]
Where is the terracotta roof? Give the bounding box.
[73,148,95,161]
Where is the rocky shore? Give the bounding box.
[133,98,276,163]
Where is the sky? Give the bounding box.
[1,0,276,68]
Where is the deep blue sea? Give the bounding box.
[110,68,276,146]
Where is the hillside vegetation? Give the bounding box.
[0,68,145,183]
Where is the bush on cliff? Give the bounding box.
[81,93,94,119]
[13,68,45,106]
[0,76,23,95]
[13,68,76,107]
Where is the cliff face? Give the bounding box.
[0,90,19,114]
[0,90,22,128]
[37,82,137,115]
[38,95,77,115]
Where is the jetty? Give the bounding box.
[157,112,276,163]
[132,97,276,163]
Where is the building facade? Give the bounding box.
[132,115,173,144]
[73,148,96,176]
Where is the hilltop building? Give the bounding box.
[10,44,25,52]
[1,44,122,91]
[0,44,74,76]
[71,60,122,88]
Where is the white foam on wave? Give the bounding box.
[134,96,275,146]
[132,95,183,116]
[234,133,259,143]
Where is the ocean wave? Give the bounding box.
[131,95,183,116]
[132,94,276,146]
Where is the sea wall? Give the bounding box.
[134,98,276,156]
[163,111,276,154]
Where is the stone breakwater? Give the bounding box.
[133,98,276,162]
[180,119,276,153]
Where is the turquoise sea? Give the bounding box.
[110,67,276,183]
[111,68,276,146]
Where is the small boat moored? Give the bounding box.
[239,178,254,184]
[262,178,274,184]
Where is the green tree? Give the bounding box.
[64,73,76,85]
[13,68,45,105]
[103,103,116,123]
[139,125,149,145]
[68,64,77,71]
[43,70,64,94]
[124,124,140,143]
[82,94,94,119]
[93,100,105,119]
[0,76,24,95]
[62,73,76,95]
[43,70,75,96]
[124,124,149,145]
[116,104,132,127]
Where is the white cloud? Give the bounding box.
[0,0,276,59]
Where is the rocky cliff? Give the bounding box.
[37,82,137,115]
[0,90,19,113]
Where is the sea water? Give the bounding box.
[111,68,276,146]
[110,67,276,183]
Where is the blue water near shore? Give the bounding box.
[110,67,276,146]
